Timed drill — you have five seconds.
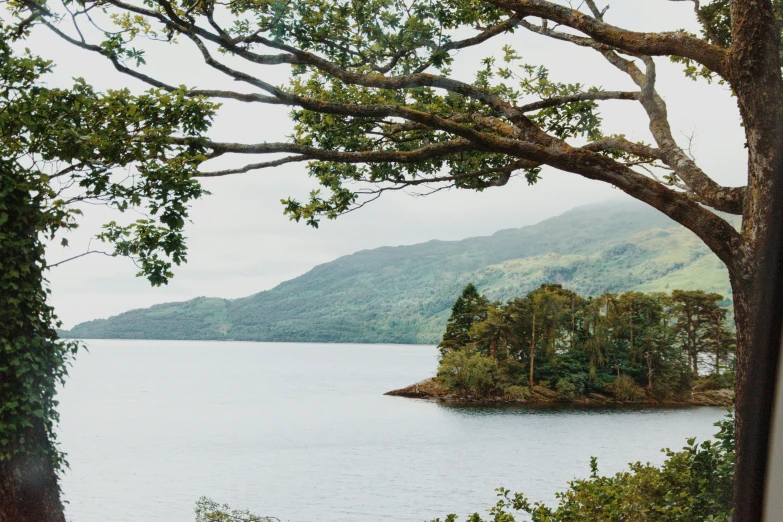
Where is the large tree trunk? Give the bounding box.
[727,2,783,518]
[0,424,65,522]
[691,347,699,377]
[715,314,722,376]
[731,269,762,521]
[731,275,756,440]
[0,173,66,522]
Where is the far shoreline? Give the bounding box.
[57,337,436,347]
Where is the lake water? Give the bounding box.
[57,340,727,522]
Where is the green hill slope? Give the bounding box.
[63,201,734,344]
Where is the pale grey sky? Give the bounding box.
[20,1,747,328]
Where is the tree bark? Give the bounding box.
[685,310,699,377]
[0,424,65,522]
[715,311,722,376]
[529,312,536,387]
[730,270,761,519]
[726,2,783,518]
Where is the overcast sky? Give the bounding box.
[20,1,748,328]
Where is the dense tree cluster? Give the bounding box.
[437,284,735,399]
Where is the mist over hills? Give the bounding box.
[63,201,733,344]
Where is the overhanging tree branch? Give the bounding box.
[20,0,746,268]
[489,0,729,76]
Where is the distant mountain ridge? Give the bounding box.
[63,201,733,344]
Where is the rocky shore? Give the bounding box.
[384,378,734,407]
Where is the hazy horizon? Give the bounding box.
[62,196,643,328]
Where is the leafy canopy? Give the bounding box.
[8,0,665,226]
[0,24,215,468]
[1,23,216,284]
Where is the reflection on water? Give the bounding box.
[57,340,726,522]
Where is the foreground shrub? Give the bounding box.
[429,413,734,522]
[438,351,501,397]
[194,497,278,522]
[609,374,647,402]
[197,414,734,522]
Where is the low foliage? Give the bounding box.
[608,375,646,403]
[429,413,735,522]
[503,385,531,401]
[194,497,279,522]
[197,415,734,522]
[555,379,577,400]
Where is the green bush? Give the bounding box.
[504,385,531,401]
[555,379,576,400]
[437,350,501,398]
[695,371,736,391]
[650,359,695,400]
[194,497,278,521]
[566,372,591,396]
[504,359,529,386]
[609,374,646,402]
[535,352,591,391]
[429,413,735,522]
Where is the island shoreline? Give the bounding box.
[385,378,734,407]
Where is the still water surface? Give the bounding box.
[58,340,726,522]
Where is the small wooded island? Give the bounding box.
[387,284,734,407]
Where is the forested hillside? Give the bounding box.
[63,201,734,344]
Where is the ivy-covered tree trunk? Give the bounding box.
[0,171,67,522]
